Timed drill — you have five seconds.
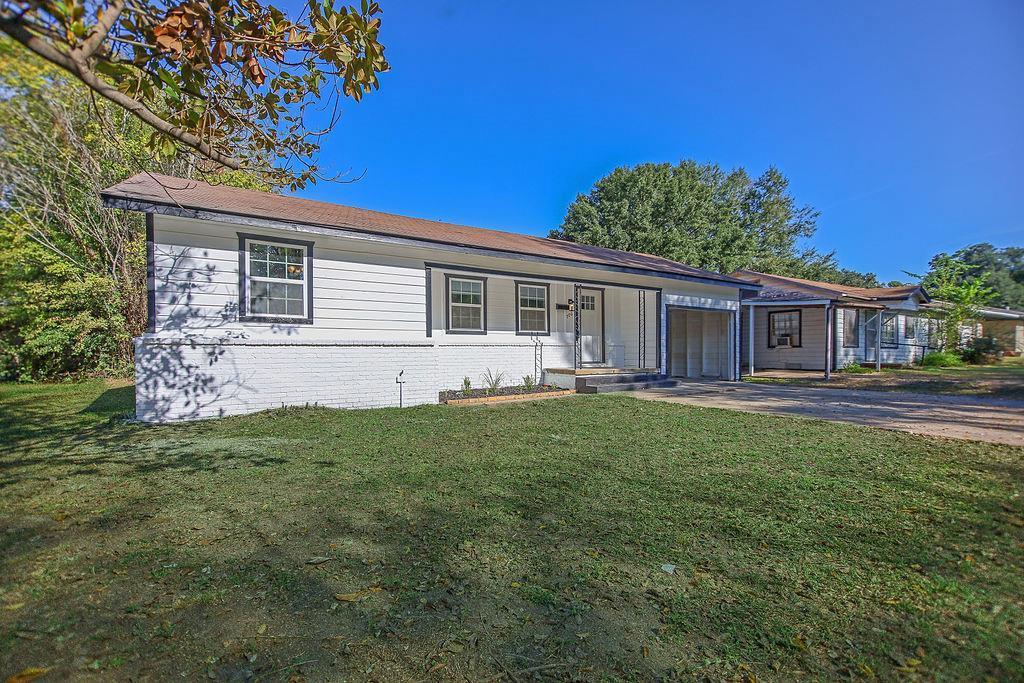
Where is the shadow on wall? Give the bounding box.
[137,248,303,422]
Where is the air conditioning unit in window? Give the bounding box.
[776,335,792,347]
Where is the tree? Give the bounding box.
[952,243,1024,310]
[0,37,264,379]
[912,254,994,351]
[0,0,389,188]
[551,160,878,285]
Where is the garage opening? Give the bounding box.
[668,308,731,379]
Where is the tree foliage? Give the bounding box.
[951,243,1024,310]
[912,254,994,351]
[0,0,389,188]
[0,37,264,379]
[551,161,879,285]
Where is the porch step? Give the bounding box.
[575,373,685,394]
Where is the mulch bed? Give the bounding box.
[439,384,564,403]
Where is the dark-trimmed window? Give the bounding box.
[768,310,801,348]
[239,233,314,324]
[446,275,486,333]
[515,282,549,335]
[842,309,860,348]
[881,312,898,347]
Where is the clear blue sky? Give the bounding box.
[295,0,1024,283]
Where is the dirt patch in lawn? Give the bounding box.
[749,358,1024,401]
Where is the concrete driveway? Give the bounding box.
[634,382,1024,446]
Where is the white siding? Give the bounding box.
[137,214,744,421]
[742,306,829,371]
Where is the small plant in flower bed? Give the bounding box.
[837,361,873,374]
[439,370,562,402]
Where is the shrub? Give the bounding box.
[837,361,872,374]
[462,376,472,391]
[960,336,1004,365]
[481,368,505,394]
[920,351,963,368]
[522,374,536,390]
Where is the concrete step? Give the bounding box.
[580,372,666,385]
[577,378,685,394]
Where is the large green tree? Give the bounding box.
[912,254,994,351]
[951,243,1024,310]
[0,37,263,379]
[551,160,878,285]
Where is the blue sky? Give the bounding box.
[296,1,1024,283]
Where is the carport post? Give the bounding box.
[875,311,882,372]
[824,304,833,381]
[748,305,755,376]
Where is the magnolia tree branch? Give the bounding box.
[0,13,244,170]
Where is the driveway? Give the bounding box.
[634,382,1024,446]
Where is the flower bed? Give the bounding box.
[439,384,567,404]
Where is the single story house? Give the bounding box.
[732,270,933,377]
[102,174,759,422]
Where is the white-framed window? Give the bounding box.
[904,314,917,339]
[446,276,486,333]
[881,312,898,347]
[516,282,549,335]
[579,294,597,310]
[239,234,313,323]
[768,310,801,348]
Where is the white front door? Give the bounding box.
[579,288,604,363]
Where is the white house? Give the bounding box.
[102,174,758,422]
[732,270,933,377]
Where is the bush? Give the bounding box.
[960,336,1004,365]
[920,351,964,368]
[837,361,873,374]
[522,374,537,390]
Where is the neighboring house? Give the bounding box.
[732,271,932,376]
[978,306,1024,354]
[929,303,1024,354]
[102,174,758,422]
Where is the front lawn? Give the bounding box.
[748,356,1024,400]
[1,381,1022,680]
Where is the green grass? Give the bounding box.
[1,381,1023,680]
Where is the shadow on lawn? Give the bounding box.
[0,384,284,490]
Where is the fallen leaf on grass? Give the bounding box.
[3,603,25,611]
[305,557,332,565]
[5,667,49,683]
[334,586,382,602]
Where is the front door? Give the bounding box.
[864,311,878,363]
[578,288,604,363]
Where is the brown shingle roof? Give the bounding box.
[732,270,928,303]
[101,173,751,287]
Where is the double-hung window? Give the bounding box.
[447,276,486,333]
[842,309,860,347]
[239,234,313,324]
[881,312,898,347]
[516,282,549,335]
[904,315,917,340]
[768,310,801,348]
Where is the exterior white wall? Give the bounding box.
[742,306,829,371]
[834,308,932,367]
[139,214,743,421]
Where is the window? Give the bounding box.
[768,310,801,348]
[842,309,860,348]
[239,234,313,324]
[446,276,486,333]
[904,315,917,339]
[516,282,549,335]
[881,312,898,347]
[926,319,940,349]
[579,294,596,310]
